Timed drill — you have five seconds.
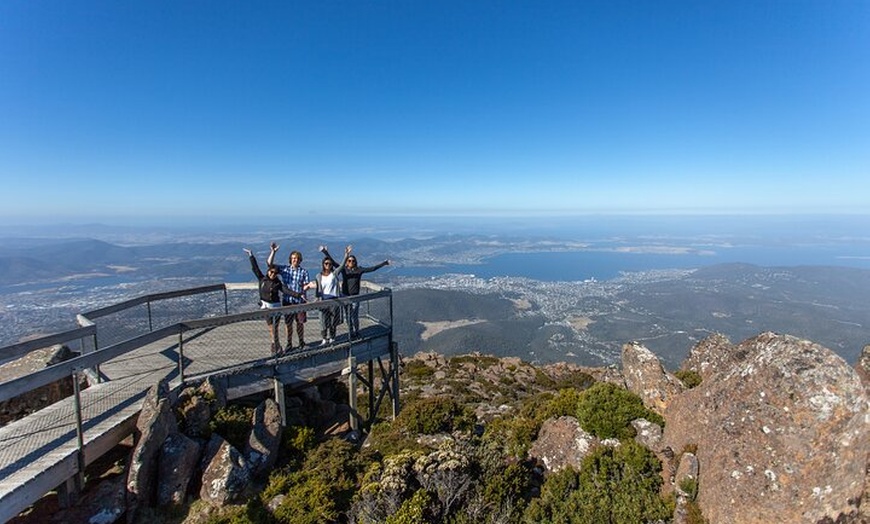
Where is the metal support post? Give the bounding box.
[368,360,375,425]
[71,369,86,493]
[177,329,185,385]
[348,356,358,432]
[390,342,400,419]
[273,378,286,426]
[147,300,153,332]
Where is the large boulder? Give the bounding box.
[622,341,683,414]
[157,432,202,506]
[245,398,283,478]
[126,382,175,522]
[663,332,869,524]
[528,416,603,473]
[200,434,251,506]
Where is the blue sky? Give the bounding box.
[1,1,868,222]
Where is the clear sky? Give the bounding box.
[1,1,868,222]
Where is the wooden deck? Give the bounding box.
[0,315,394,522]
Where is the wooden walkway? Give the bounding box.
[0,314,394,522]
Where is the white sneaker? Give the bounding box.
[328,338,335,344]
[320,339,328,346]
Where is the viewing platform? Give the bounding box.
[0,283,399,523]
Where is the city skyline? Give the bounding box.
[1,1,868,222]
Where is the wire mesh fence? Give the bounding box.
[0,282,395,520]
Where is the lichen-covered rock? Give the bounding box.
[245,398,283,478]
[126,382,175,522]
[528,416,601,473]
[663,332,869,524]
[157,432,201,506]
[680,332,740,380]
[856,344,870,393]
[622,341,683,414]
[200,434,251,506]
[631,418,663,452]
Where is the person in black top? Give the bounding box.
[244,248,302,354]
[320,244,390,338]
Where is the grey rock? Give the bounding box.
[245,398,283,478]
[126,382,175,522]
[631,418,663,452]
[156,432,202,506]
[200,434,251,506]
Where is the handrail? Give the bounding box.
[80,284,227,320]
[0,325,180,404]
[0,285,393,404]
[0,325,97,363]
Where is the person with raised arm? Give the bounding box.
[320,244,390,339]
[313,245,348,345]
[267,242,316,350]
[243,247,302,355]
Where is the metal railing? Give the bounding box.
[0,281,394,521]
[1,282,393,403]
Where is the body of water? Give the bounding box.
[391,245,870,282]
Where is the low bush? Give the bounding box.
[575,382,663,439]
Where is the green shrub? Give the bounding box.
[679,477,699,501]
[403,360,436,380]
[483,416,538,458]
[278,425,316,469]
[271,471,338,524]
[262,438,367,522]
[523,441,670,524]
[210,405,254,450]
[552,371,595,391]
[539,388,583,422]
[386,489,436,524]
[675,369,702,389]
[395,396,475,435]
[575,382,663,439]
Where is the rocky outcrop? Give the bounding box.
[622,341,683,414]
[528,416,604,473]
[175,387,212,438]
[157,432,201,506]
[200,434,251,505]
[245,398,283,478]
[679,332,739,380]
[662,332,869,524]
[126,382,174,523]
[856,344,870,392]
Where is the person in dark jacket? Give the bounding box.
[320,244,390,339]
[244,248,302,355]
